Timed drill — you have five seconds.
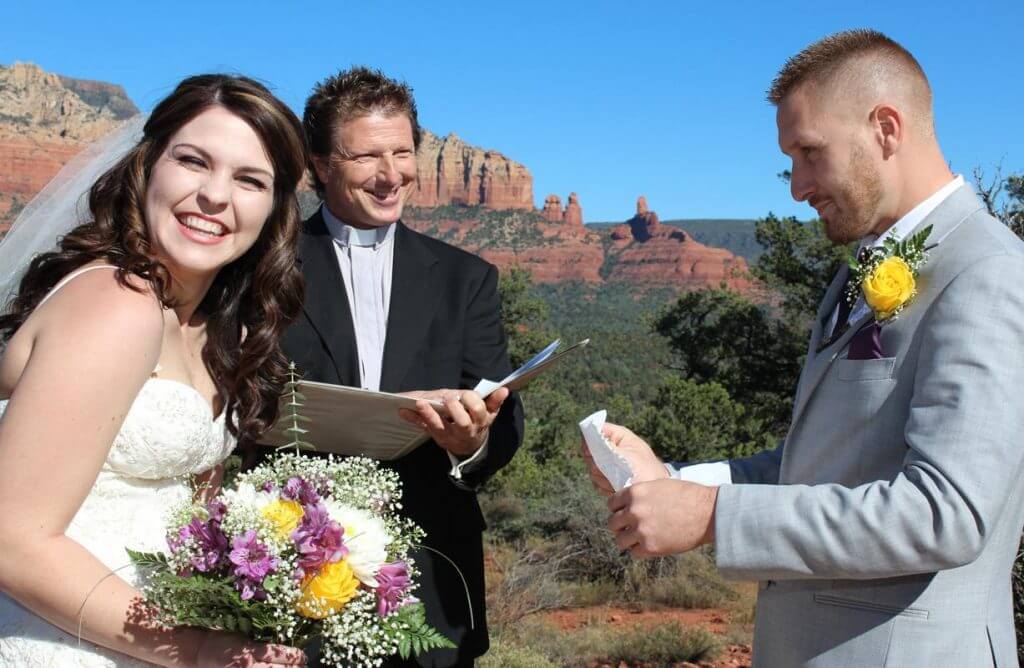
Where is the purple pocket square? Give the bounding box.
[848,322,884,360]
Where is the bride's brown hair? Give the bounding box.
[0,74,307,444]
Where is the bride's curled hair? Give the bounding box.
[0,74,307,444]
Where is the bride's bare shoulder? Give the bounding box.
[28,264,165,352]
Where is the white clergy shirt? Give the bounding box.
[322,204,395,393]
[669,175,965,488]
[321,205,487,480]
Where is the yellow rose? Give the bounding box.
[862,256,915,320]
[296,559,360,619]
[261,499,304,539]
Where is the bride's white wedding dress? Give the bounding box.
[0,266,237,666]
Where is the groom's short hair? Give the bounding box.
[303,67,422,198]
[767,30,933,131]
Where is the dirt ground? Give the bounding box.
[538,605,753,668]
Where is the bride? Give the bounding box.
[0,75,308,666]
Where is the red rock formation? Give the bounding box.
[541,194,563,222]
[607,197,752,292]
[0,140,84,233]
[402,207,604,284]
[0,62,138,232]
[477,246,604,283]
[564,192,583,227]
[409,130,533,210]
[540,192,584,226]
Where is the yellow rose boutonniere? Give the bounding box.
[863,256,915,320]
[847,225,933,323]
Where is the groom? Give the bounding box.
[283,67,524,666]
[587,30,1024,666]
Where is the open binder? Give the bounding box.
[261,338,589,459]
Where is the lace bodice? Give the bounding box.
[0,379,237,666]
[0,265,238,667]
[104,377,234,480]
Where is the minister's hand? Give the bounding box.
[398,387,510,457]
[582,422,670,497]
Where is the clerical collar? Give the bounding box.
[321,204,396,248]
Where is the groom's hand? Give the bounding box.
[398,387,509,457]
[582,422,669,496]
[607,479,718,558]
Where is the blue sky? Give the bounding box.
[3,1,1021,223]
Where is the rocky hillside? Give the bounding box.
[409,130,533,210]
[0,61,138,232]
[403,194,752,293]
[0,62,752,294]
[603,196,752,289]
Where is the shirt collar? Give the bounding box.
[861,174,964,249]
[321,204,396,249]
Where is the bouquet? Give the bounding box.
[128,372,454,667]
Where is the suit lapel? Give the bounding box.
[811,265,850,352]
[379,222,439,392]
[788,267,850,428]
[298,210,361,385]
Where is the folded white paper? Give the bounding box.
[579,410,634,491]
[476,338,589,398]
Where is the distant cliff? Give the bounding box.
[0,62,138,231]
[409,130,533,210]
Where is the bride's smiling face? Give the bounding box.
[144,106,276,282]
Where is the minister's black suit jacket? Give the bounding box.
[282,210,524,666]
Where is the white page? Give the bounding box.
[579,410,634,491]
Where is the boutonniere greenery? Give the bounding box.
[846,224,933,323]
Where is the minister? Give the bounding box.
[281,67,525,667]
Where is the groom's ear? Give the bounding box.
[871,103,904,159]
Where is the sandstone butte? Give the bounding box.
[0,62,752,294]
[606,196,753,291]
[0,62,138,232]
[409,130,533,210]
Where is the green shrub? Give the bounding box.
[635,551,737,610]
[479,638,559,668]
[510,618,721,667]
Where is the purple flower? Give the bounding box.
[206,498,228,523]
[375,561,412,617]
[168,517,228,574]
[260,481,276,493]
[281,476,320,505]
[290,502,347,578]
[228,530,279,601]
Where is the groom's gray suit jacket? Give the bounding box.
[710,185,1024,667]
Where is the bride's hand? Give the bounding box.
[582,422,669,497]
[194,631,306,667]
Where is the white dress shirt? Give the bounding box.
[321,205,486,480]
[669,175,965,487]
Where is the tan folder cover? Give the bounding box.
[261,382,440,460]
[262,339,589,460]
